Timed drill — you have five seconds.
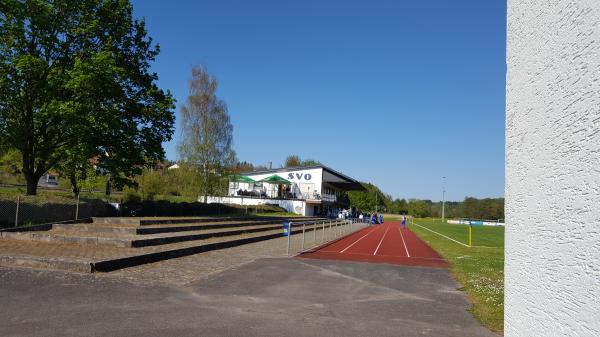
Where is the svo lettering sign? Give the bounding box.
[288,172,312,181]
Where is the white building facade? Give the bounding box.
[206,165,364,216]
[506,1,600,335]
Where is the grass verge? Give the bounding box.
[406,218,504,334]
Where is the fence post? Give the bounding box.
[313,222,317,241]
[302,223,306,250]
[287,222,293,256]
[469,225,472,247]
[14,195,20,227]
[75,194,80,221]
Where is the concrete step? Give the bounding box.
[52,223,138,235]
[0,224,331,273]
[53,219,289,235]
[91,216,325,226]
[1,223,286,248]
[136,219,292,234]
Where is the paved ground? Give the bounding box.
[97,223,364,286]
[0,257,497,337]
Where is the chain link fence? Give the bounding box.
[0,189,116,229]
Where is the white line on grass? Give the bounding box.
[398,228,411,257]
[412,222,470,247]
[340,226,379,253]
[373,226,390,255]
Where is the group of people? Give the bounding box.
[356,212,409,228]
[334,210,409,229]
[236,189,267,198]
[357,212,383,224]
[337,209,351,219]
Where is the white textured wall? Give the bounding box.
[506,1,600,336]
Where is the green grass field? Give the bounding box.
[386,216,504,333]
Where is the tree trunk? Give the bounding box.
[203,163,208,203]
[105,180,112,196]
[24,171,41,195]
[70,174,80,196]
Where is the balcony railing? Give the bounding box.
[227,189,349,205]
[321,194,336,202]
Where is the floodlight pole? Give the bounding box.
[442,176,446,223]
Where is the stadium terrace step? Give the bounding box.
[0,223,326,273]
[1,223,286,248]
[91,216,325,226]
[52,218,315,235]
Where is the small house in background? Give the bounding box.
[38,172,59,188]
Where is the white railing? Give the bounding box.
[284,217,371,255]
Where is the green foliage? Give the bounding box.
[283,155,321,168]
[0,148,21,174]
[0,148,24,184]
[301,159,321,166]
[387,198,408,214]
[123,189,142,203]
[0,0,175,194]
[407,199,432,217]
[137,170,163,201]
[349,178,504,219]
[347,182,388,212]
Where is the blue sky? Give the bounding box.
[132,0,506,202]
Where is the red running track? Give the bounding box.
[298,221,448,268]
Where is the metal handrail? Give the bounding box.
[286,218,368,256]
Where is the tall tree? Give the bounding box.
[0,0,175,195]
[178,66,236,203]
[284,155,301,167]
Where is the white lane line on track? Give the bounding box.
[412,222,470,247]
[373,226,390,255]
[398,227,411,257]
[340,226,380,253]
[339,251,445,260]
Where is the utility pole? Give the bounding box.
[442,176,446,223]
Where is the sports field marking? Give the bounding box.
[373,226,390,255]
[398,227,411,257]
[340,251,445,260]
[412,222,470,247]
[470,245,503,249]
[340,226,379,253]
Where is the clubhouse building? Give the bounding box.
[206,165,365,216]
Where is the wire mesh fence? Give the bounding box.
[0,192,116,229]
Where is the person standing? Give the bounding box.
[401,215,407,229]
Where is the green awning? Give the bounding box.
[228,175,255,183]
[258,175,292,185]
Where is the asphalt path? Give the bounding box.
[0,258,496,337]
